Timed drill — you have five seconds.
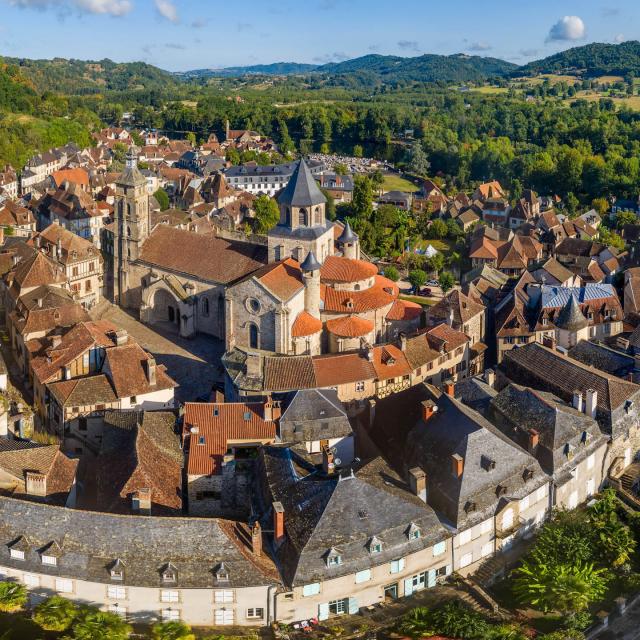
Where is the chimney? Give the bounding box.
[484,368,495,388]
[585,389,598,419]
[572,391,583,413]
[273,501,285,547]
[528,429,539,453]
[35,234,40,249]
[366,344,374,362]
[421,399,438,422]
[451,454,464,478]
[263,398,281,422]
[448,305,455,327]
[399,333,407,352]
[36,297,43,308]
[56,238,62,258]
[133,488,151,515]
[11,254,19,266]
[245,351,262,378]
[542,335,556,350]
[115,329,128,346]
[51,334,62,349]
[251,521,262,557]
[408,467,427,503]
[445,381,455,397]
[0,227,4,246]
[25,471,47,497]
[322,445,335,475]
[145,357,157,386]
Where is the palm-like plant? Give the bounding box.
[428,601,490,639]
[33,595,78,631]
[151,621,196,640]
[69,608,132,640]
[0,581,27,612]
[397,606,434,638]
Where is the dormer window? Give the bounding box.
[407,523,421,540]
[41,554,57,566]
[564,443,575,459]
[10,549,24,561]
[368,537,382,555]
[581,431,590,444]
[110,559,125,581]
[625,399,634,414]
[39,541,62,566]
[8,536,28,561]
[215,562,229,583]
[496,484,508,497]
[162,563,177,584]
[326,548,343,567]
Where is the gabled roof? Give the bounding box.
[276,159,326,208]
[428,290,485,326]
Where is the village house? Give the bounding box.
[0,202,36,237]
[0,166,18,199]
[427,289,486,345]
[224,160,323,197]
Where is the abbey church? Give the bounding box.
[113,152,421,355]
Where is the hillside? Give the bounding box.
[2,57,179,94]
[180,62,318,78]
[517,41,640,77]
[0,59,39,111]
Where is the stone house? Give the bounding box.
[427,289,486,346]
[0,202,36,237]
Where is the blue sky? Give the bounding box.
[0,0,638,71]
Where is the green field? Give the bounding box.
[400,293,435,307]
[382,174,420,193]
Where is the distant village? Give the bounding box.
[1,120,640,633]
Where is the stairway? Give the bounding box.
[458,590,486,614]
[473,555,507,587]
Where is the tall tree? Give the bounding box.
[33,596,78,632]
[408,140,430,177]
[253,195,280,234]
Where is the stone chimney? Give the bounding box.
[273,501,285,547]
[56,238,62,259]
[51,334,62,349]
[542,335,556,350]
[245,351,262,378]
[263,398,281,422]
[528,429,540,453]
[133,488,151,515]
[572,391,583,413]
[145,357,157,386]
[445,381,455,397]
[585,389,598,419]
[251,521,262,557]
[25,471,47,497]
[451,454,464,478]
[408,467,427,503]
[421,399,438,422]
[322,445,335,474]
[399,333,407,352]
[115,329,128,346]
[484,368,495,388]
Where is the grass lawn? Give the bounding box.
[412,238,455,254]
[400,294,435,307]
[470,86,510,95]
[382,174,420,193]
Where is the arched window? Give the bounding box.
[298,208,307,226]
[314,206,322,225]
[354,284,361,291]
[249,323,259,349]
[285,207,291,226]
[201,297,209,316]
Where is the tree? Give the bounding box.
[514,561,607,614]
[69,608,132,640]
[33,596,78,632]
[130,131,144,147]
[151,621,196,640]
[384,266,400,282]
[408,269,427,291]
[369,169,384,193]
[408,140,430,177]
[253,195,280,234]
[0,581,27,612]
[428,601,491,639]
[333,162,348,175]
[153,188,170,211]
[591,197,610,217]
[351,175,374,220]
[225,147,240,165]
[565,192,580,217]
[616,210,638,230]
[353,144,363,158]
[320,188,336,220]
[439,271,455,293]
[426,252,444,275]
[398,607,434,638]
[427,218,448,239]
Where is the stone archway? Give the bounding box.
[140,275,196,338]
[151,288,181,332]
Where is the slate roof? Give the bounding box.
[568,340,635,378]
[428,290,485,326]
[489,384,606,475]
[0,496,278,588]
[277,159,326,208]
[258,448,447,586]
[555,294,588,331]
[138,226,267,285]
[279,389,352,444]
[503,342,639,413]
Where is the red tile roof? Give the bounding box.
[291,311,322,337]
[255,258,304,301]
[386,299,422,321]
[320,255,377,283]
[313,352,376,387]
[183,402,277,476]
[371,344,412,380]
[321,275,398,313]
[326,315,374,338]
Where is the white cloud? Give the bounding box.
[546,15,586,42]
[468,41,492,52]
[614,33,626,43]
[154,0,177,23]
[8,0,132,15]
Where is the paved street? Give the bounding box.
[90,302,224,404]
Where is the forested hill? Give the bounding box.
[517,41,640,77]
[0,60,39,111]
[2,57,179,94]
[317,53,518,83]
[179,62,318,78]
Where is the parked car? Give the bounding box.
[420,287,433,296]
[426,280,439,287]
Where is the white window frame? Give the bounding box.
[246,607,264,620]
[214,609,234,625]
[23,573,39,587]
[160,590,179,603]
[214,589,234,603]
[459,552,473,568]
[390,558,405,574]
[328,598,348,616]
[41,555,57,566]
[107,585,126,600]
[458,529,471,545]
[10,549,24,561]
[55,578,73,594]
[162,608,180,622]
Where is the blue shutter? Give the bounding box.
[348,597,359,615]
[428,569,436,588]
[404,577,414,597]
[318,602,329,621]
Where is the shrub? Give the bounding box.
[0,581,27,612]
[33,595,78,631]
[384,265,400,281]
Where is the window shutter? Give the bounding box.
[404,578,413,597]
[445,564,452,576]
[399,557,405,571]
[348,597,359,615]
[318,603,329,621]
[428,569,436,588]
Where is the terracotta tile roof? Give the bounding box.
[371,344,412,380]
[403,334,441,369]
[12,251,65,291]
[263,355,316,391]
[183,402,277,476]
[48,374,118,407]
[291,311,322,337]
[321,275,398,313]
[386,299,423,321]
[0,202,35,228]
[104,342,177,399]
[326,315,374,338]
[476,180,505,199]
[587,261,606,282]
[51,168,89,188]
[37,224,100,266]
[139,225,266,284]
[320,255,377,283]
[313,351,377,387]
[469,236,499,260]
[254,258,304,301]
[426,323,470,351]
[428,290,485,325]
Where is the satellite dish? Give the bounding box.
[334,458,342,466]
[190,426,199,434]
